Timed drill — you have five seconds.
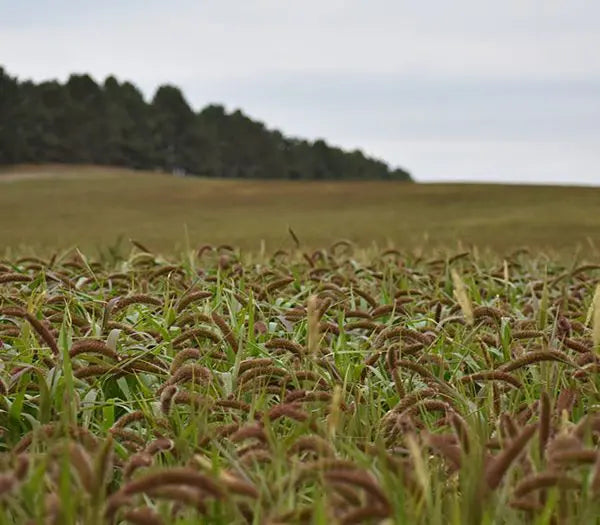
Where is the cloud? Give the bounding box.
[355,139,600,185]
[0,0,598,184]
[3,0,599,82]
[200,71,600,140]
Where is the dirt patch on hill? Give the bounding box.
[0,164,163,183]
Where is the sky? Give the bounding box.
[1,0,599,185]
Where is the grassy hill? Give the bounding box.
[1,165,599,256]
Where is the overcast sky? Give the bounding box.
[1,0,599,184]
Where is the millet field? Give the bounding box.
[1,238,600,524]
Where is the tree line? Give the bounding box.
[0,66,411,181]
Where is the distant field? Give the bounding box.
[1,164,599,255]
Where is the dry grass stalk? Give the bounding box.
[172,390,210,410]
[13,455,29,481]
[0,326,20,338]
[389,388,438,416]
[211,311,238,351]
[339,505,390,525]
[324,470,390,512]
[307,295,320,356]
[374,326,430,348]
[123,359,167,375]
[264,338,304,357]
[119,467,224,498]
[460,371,522,389]
[23,312,60,356]
[511,330,546,340]
[485,424,536,489]
[509,497,543,512]
[230,423,267,443]
[70,338,120,361]
[328,481,363,506]
[395,359,436,382]
[215,399,252,414]
[551,449,597,464]
[236,441,268,459]
[297,459,358,479]
[539,391,551,459]
[555,388,577,416]
[573,414,600,439]
[237,365,287,387]
[591,284,600,352]
[450,412,470,453]
[149,264,185,282]
[238,358,274,373]
[563,337,591,354]
[473,305,506,322]
[406,433,429,495]
[451,269,474,326]
[585,283,600,325]
[145,438,173,455]
[344,309,372,320]
[214,422,241,439]
[0,272,32,284]
[159,364,212,393]
[391,367,406,398]
[370,304,395,319]
[110,428,147,447]
[284,390,332,404]
[425,432,462,471]
[327,385,342,439]
[351,287,377,309]
[129,239,152,253]
[403,400,451,421]
[513,471,580,497]
[239,448,272,466]
[113,411,147,429]
[67,442,95,493]
[500,413,518,440]
[591,452,600,493]
[265,276,294,295]
[13,422,99,454]
[112,294,162,313]
[0,474,16,495]
[92,435,114,499]
[499,350,575,372]
[74,364,114,380]
[171,327,220,347]
[288,435,335,458]
[145,486,207,513]
[319,320,339,335]
[124,453,153,479]
[316,296,334,320]
[170,348,202,374]
[267,403,309,422]
[175,290,212,312]
[345,320,380,332]
[160,385,177,414]
[123,506,165,525]
[173,312,212,327]
[282,370,328,388]
[545,433,582,467]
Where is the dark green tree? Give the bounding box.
[0,66,412,181]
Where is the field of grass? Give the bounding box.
[1,242,600,524]
[1,165,599,256]
[1,164,600,524]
